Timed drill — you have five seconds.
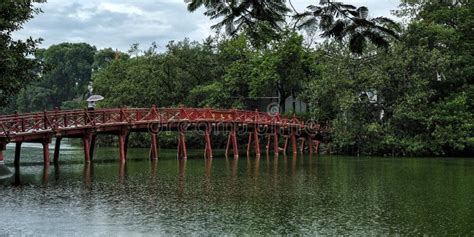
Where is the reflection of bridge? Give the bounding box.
[0,107,326,166]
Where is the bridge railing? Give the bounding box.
[0,107,312,137]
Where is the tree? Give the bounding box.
[93,48,129,72]
[296,1,399,54]
[302,0,473,156]
[0,0,43,106]
[93,39,222,108]
[16,43,97,111]
[249,31,316,112]
[185,0,399,53]
[186,0,288,37]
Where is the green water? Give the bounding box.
[0,143,473,235]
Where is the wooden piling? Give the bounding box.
[273,131,279,157]
[291,133,297,155]
[177,130,187,159]
[83,134,91,163]
[231,129,239,158]
[254,126,260,158]
[204,129,213,159]
[246,132,252,157]
[42,140,50,166]
[150,133,158,160]
[118,133,127,163]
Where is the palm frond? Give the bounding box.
[362,30,390,49]
[349,32,366,54]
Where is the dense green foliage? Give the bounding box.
[303,1,473,156]
[2,1,472,156]
[0,0,43,107]
[16,43,96,111]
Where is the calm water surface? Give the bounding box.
[0,143,473,235]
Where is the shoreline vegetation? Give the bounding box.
[1,1,472,157]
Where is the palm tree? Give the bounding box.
[296,1,400,54]
[185,0,399,53]
[186,0,289,36]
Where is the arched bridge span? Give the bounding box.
[0,106,327,166]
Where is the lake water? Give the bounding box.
[1,143,473,235]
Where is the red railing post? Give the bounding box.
[43,110,48,130]
[120,107,125,122]
[64,112,68,128]
[53,107,59,130]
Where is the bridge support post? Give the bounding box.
[204,128,213,159]
[225,128,238,159]
[300,138,305,154]
[0,142,6,164]
[150,133,158,160]
[254,126,260,158]
[232,129,238,159]
[14,142,22,167]
[291,133,297,155]
[53,137,62,165]
[246,133,252,157]
[177,129,187,159]
[118,131,128,163]
[308,137,313,154]
[90,135,96,160]
[265,134,271,154]
[124,133,130,157]
[314,140,320,154]
[225,131,231,158]
[273,130,279,157]
[283,136,289,154]
[83,133,93,163]
[42,139,50,166]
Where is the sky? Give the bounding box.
[14,0,401,52]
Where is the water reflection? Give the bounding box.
[42,165,49,185]
[231,157,238,178]
[177,159,186,199]
[83,162,92,188]
[1,149,473,235]
[149,160,158,178]
[54,164,60,182]
[205,158,212,177]
[254,158,260,179]
[119,161,127,182]
[13,165,21,186]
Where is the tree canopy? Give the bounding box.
[0,0,44,106]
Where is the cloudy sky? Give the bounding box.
[14,0,400,51]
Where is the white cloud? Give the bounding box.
[99,2,145,15]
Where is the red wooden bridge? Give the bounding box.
[0,106,325,166]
